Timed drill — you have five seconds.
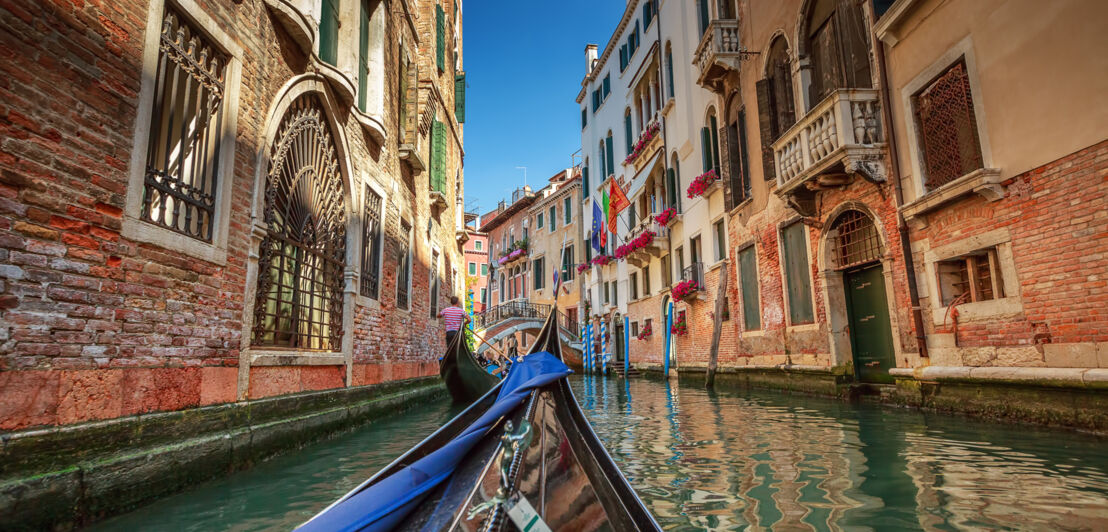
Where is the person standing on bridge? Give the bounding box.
[439,296,468,346]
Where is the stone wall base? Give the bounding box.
[636,364,854,397]
[0,377,444,531]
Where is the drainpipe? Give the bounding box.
[873,16,929,359]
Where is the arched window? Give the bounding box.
[804,0,872,106]
[725,93,751,206]
[830,209,882,269]
[664,41,675,99]
[668,152,681,211]
[624,108,634,155]
[765,36,796,139]
[253,94,347,350]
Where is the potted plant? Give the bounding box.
[653,207,677,226]
[686,169,720,199]
[671,279,699,301]
[636,321,653,340]
[670,318,688,336]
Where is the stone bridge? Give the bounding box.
[472,301,582,360]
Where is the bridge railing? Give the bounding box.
[474,300,551,330]
[558,311,580,338]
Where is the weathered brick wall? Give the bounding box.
[914,140,1108,367]
[0,0,460,430]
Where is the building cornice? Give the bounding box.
[576,0,641,102]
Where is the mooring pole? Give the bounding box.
[663,301,672,378]
[584,322,592,373]
[623,315,631,378]
[600,320,608,375]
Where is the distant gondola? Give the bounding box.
[299,295,660,531]
[439,327,499,403]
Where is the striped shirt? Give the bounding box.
[441,306,465,331]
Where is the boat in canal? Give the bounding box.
[439,327,499,404]
[298,294,660,531]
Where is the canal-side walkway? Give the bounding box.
[71,374,1108,531]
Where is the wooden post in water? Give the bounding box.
[706,268,728,389]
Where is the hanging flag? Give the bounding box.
[552,268,559,288]
[591,201,603,252]
[600,188,610,249]
[607,180,631,235]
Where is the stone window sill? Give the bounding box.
[121,217,227,265]
[786,322,820,333]
[901,167,1003,227]
[930,295,1023,326]
[250,350,345,366]
[354,108,387,146]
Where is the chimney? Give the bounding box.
[585,44,598,76]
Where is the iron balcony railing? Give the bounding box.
[558,310,580,338]
[681,262,706,291]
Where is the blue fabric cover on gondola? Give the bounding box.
[297,352,572,532]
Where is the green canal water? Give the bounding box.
[89,375,1108,531]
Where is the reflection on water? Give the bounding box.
[571,374,1108,531]
[86,400,458,532]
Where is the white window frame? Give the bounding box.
[921,228,1022,325]
[123,0,243,265]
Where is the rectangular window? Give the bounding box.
[937,247,1005,306]
[665,48,675,99]
[430,120,446,192]
[630,272,639,300]
[140,7,229,242]
[481,263,488,276]
[714,220,727,262]
[533,258,544,290]
[537,212,544,229]
[468,262,476,276]
[429,250,440,317]
[628,204,637,227]
[632,321,640,337]
[913,60,984,190]
[398,50,410,143]
[612,281,618,305]
[604,282,610,304]
[360,186,383,299]
[319,0,339,65]
[475,240,482,251]
[581,108,588,129]
[738,245,761,331]
[603,74,611,99]
[592,90,601,113]
[643,265,651,295]
[562,245,575,281]
[781,222,814,324]
[690,236,702,265]
[563,197,572,225]
[480,288,487,304]
[675,246,685,279]
[661,254,672,287]
[397,220,412,310]
[549,206,557,231]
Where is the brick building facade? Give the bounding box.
[0,0,467,430]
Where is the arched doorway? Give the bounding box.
[828,209,894,383]
[252,94,347,350]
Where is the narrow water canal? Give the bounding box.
[89,376,1108,531]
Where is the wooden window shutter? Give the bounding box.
[624,113,633,155]
[755,79,777,181]
[620,45,627,71]
[606,134,615,175]
[319,0,339,65]
[358,1,370,112]
[738,246,760,330]
[583,165,589,193]
[781,223,815,324]
[738,109,751,198]
[454,73,466,123]
[709,115,721,173]
[666,168,677,208]
[436,4,445,71]
[700,127,712,173]
[431,120,446,191]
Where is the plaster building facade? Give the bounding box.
[0,0,468,431]
[480,186,535,307]
[526,168,584,333]
[462,214,488,313]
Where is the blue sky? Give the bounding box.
[462,0,626,215]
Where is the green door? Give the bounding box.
[845,265,896,383]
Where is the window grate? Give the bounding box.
[141,8,228,242]
[397,220,412,310]
[360,186,383,299]
[832,210,881,269]
[914,61,984,190]
[252,95,346,350]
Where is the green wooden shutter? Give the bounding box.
[666,49,675,98]
[624,113,633,155]
[782,223,815,324]
[436,4,445,71]
[666,168,677,208]
[738,109,751,197]
[701,127,712,172]
[582,166,589,194]
[606,134,614,175]
[549,206,556,231]
[564,197,571,224]
[319,0,339,65]
[739,246,761,330]
[698,0,710,36]
[454,73,466,123]
[709,115,721,173]
[431,120,445,191]
[358,1,369,112]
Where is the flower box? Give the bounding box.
[622,121,661,166]
[575,263,589,274]
[670,319,688,337]
[653,207,677,226]
[614,230,656,260]
[671,279,700,301]
[635,322,653,340]
[590,254,613,267]
[686,169,720,199]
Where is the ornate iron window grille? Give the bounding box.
[252,95,346,351]
[832,210,882,270]
[396,220,412,310]
[914,61,984,190]
[141,8,228,241]
[360,185,383,299]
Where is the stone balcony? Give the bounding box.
[772,89,886,216]
[624,222,668,268]
[693,19,745,92]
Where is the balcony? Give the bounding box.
[693,19,746,92]
[673,262,706,302]
[773,89,886,216]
